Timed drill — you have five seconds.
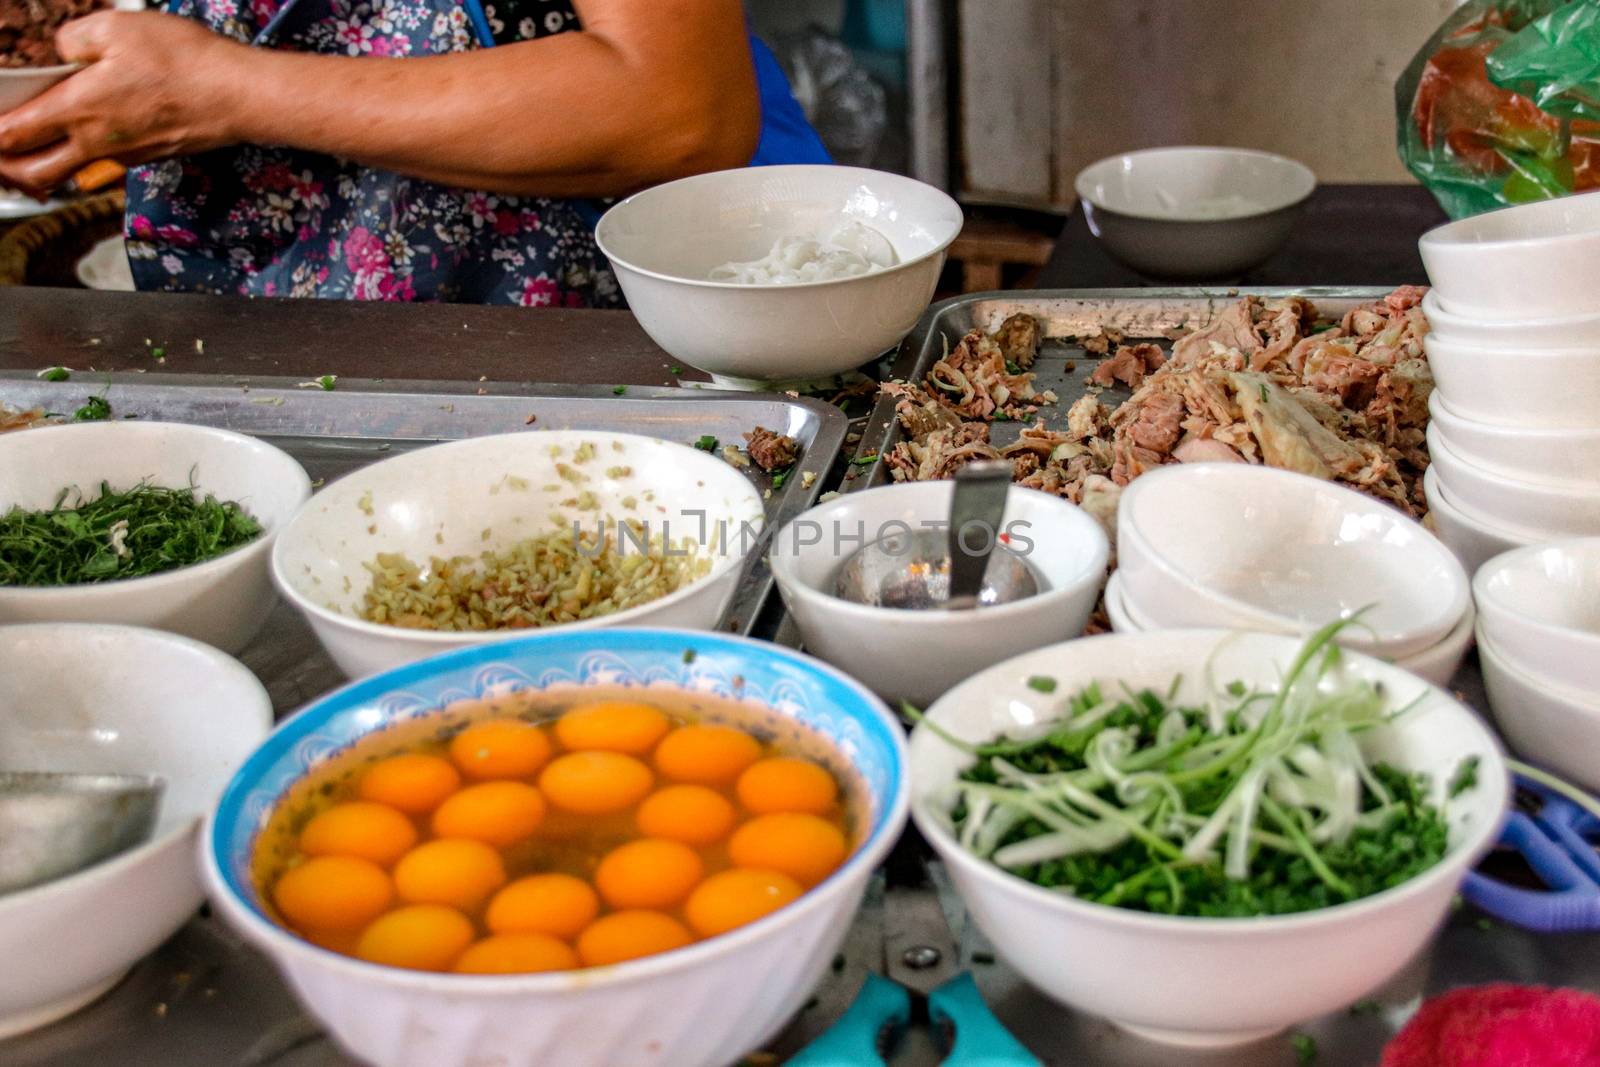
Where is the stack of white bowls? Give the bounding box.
[1474,539,1600,792]
[1107,465,1475,685]
[1418,191,1600,575]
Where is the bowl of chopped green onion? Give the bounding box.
[907,624,1508,1048]
[0,421,312,653]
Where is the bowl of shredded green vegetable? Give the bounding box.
[907,623,1508,1048]
[0,421,312,653]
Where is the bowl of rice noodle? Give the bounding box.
[596,165,963,390]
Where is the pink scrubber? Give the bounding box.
[1381,984,1600,1067]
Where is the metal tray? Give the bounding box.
[0,372,847,712]
[846,287,1393,491]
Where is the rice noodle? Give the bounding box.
[708,221,897,284]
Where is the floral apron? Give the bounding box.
[125,0,828,305]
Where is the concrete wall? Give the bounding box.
[961,0,1463,210]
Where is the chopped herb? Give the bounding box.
[1290,1032,1318,1065]
[1259,383,1270,402]
[612,385,627,395]
[682,648,697,664]
[38,366,70,382]
[1004,359,1021,375]
[1448,755,1481,798]
[851,453,878,465]
[0,479,263,586]
[1311,322,1337,333]
[317,375,337,391]
[150,346,166,360]
[1026,675,1058,694]
[771,468,790,490]
[991,410,1012,421]
[670,366,682,375]
[692,435,718,452]
[72,394,112,421]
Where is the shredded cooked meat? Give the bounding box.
[879,288,1435,521]
[1089,342,1167,389]
[0,403,51,433]
[743,426,799,471]
[994,312,1041,370]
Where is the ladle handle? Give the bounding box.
[946,461,1012,610]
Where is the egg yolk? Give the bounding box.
[654,724,762,786]
[431,781,547,847]
[635,784,737,846]
[736,757,838,816]
[486,873,599,940]
[684,868,803,938]
[302,927,362,956]
[273,855,393,931]
[358,754,462,815]
[393,838,507,909]
[555,701,670,755]
[298,802,418,867]
[356,905,475,971]
[453,934,580,975]
[539,751,654,815]
[729,813,848,886]
[448,718,552,780]
[594,838,704,910]
[576,910,693,967]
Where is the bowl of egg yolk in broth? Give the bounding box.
[203,627,908,1067]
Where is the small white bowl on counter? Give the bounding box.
[1423,468,1537,577]
[1074,147,1315,279]
[0,623,272,1038]
[1427,426,1600,539]
[1422,333,1600,429]
[597,165,962,390]
[1428,392,1600,486]
[0,421,311,654]
[272,430,766,679]
[769,480,1109,709]
[1418,190,1600,321]
[1105,573,1476,687]
[1420,289,1600,349]
[1479,633,1600,794]
[909,630,1507,1048]
[1116,464,1470,660]
[1474,539,1600,694]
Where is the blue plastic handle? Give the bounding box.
[930,973,1044,1067]
[787,973,908,1067]
[1459,773,1600,933]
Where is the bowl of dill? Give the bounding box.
[0,421,311,653]
[906,623,1508,1049]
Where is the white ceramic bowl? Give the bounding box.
[1422,333,1600,429]
[1479,631,1600,793]
[1107,572,1475,688]
[1117,464,1469,660]
[1419,191,1600,321]
[910,629,1507,1047]
[1428,392,1600,486]
[1423,467,1537,577]
[1474,539,1600,694]
[0,421,311,653]
[1428,426,1600,538]
[0,623,271,1038]
[272,430,765,680]
[203,628,909,1067]
[1420,289,1600,349]
[1073,147,1315,280]
[596,165,962,389]
[769,481,1109,708]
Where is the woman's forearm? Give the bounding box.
[222,1,758,197]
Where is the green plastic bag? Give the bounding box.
[1398,0,1600,218]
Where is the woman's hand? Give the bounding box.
[0,11,249,196]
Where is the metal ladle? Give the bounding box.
[833,461,1042,610]
[0,772,164,895]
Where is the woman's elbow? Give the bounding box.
[648,79,761,182]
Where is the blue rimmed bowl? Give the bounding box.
[202,628,908,1067]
